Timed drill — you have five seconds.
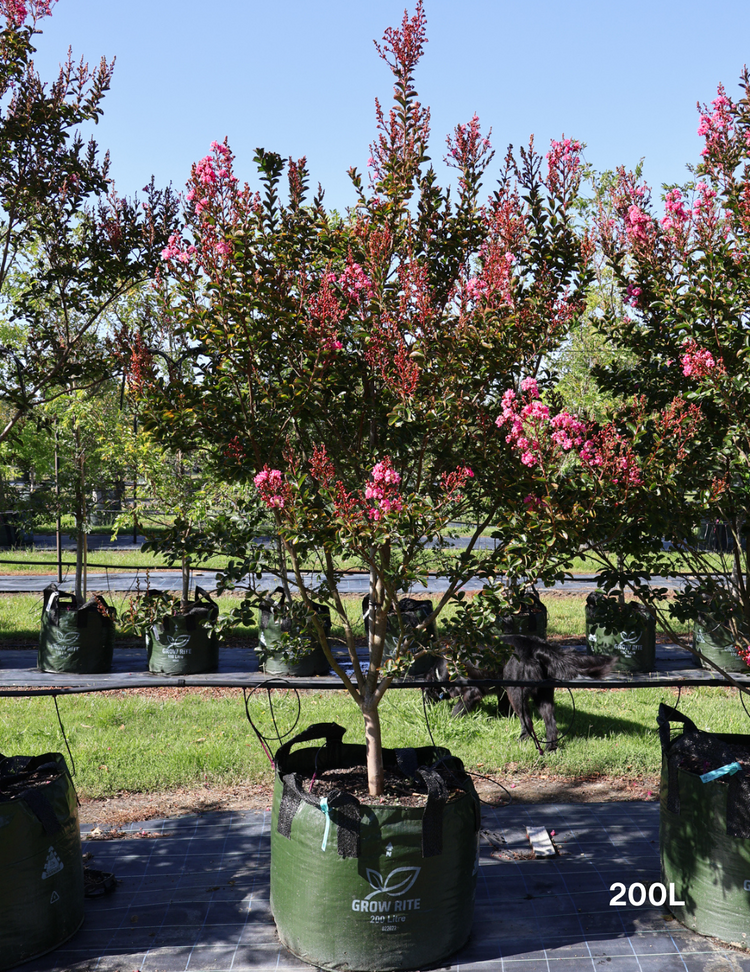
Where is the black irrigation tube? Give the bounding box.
[1,672,748,698]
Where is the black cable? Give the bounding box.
[242,679,302,765]
[52,694,76,778]
[421,688,437,747]
[468,770,514,807]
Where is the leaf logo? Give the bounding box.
[164,634,192,650]
[364,866,420,900]
[56,629,80,648]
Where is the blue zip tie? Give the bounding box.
[320,797,331,851]
[700,761,742,783]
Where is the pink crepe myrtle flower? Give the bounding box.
[626,284,642,307]
[365,457,403,519]
[681,340,720,378]
[661,189,690,234]
[254,467,289,511]
[520,376,539,396]
[624,205,652,245]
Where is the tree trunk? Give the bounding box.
[74,423,86,604]
[362,702,384,796]
[182,553,190,612]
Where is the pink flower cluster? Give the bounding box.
[465,251,515,304]
[624,205,652,245]
[625,283,642,307]
[697,88,734,158]
[365,457,403,520]
[161,233,196,264]
[254,467,290,510]
[337,261,374,303]
[681,340,720,378]
[546,137,583,190]
[692,181,717,217]
[496,380,585,469]
[661,189,690,234]
[1,0,53,26]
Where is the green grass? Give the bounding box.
[1,683,746,800]
[1,537,730,577]
[0,591,691,643]
[0,588,703,801]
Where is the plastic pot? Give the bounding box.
[258,589,331,676]
[270,723,480,971]
[147,586,219,675]
[361,596,437,677]
[38,585,115,674]
[0,752,84,971]
[585,592,656,673]
[658,703,750,945]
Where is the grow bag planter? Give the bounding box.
[147,586,219,675]
[585,592,655,673]
[271,723,480,972]
[258,589,331,676]
[693,616,750,674]
[0,752,84,971]
[657,703,750,945]
[496,589,548,640]
[362,596,437,677]
[38,585,115,674]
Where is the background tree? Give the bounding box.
[0,0,177,446]
[565,69,750,663]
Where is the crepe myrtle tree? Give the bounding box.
[535,67,750,670]
[0,0,178,446]
[141,3,593,795]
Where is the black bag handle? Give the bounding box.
[194,585,216,606]
[657,703,698,755]
[275,722,346,767]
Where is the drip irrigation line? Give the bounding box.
[52,694,76,780]
[469,770,514,807]
[242,679,301,767]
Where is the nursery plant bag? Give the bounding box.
[38,585,115,674]
[147,586,219,675]
[658,703,750,945]
[258,589,331,676]
[693,614,750,673]
[0,752,84,970]
[585,592,655,672]
[361,596,437,677]
[496,588,548,640]
[270,723,480,972]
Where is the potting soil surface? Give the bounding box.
[18,799,750,972]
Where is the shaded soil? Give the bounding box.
[78,771,660,828]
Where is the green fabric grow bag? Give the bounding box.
[38,585,115,674]
[658,703,750,946]
[147,587,219,675]
[258,589,331,676]
[361,596,437,677]
[693,616,750,674]
[585,592,655,672]
[270,723,480,971]
[0,752,84,971]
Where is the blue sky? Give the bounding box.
[30,0,750,212]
